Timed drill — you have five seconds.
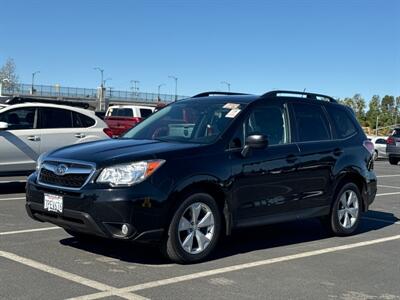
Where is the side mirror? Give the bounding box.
[241,134,268,157]
[0,122,8,130]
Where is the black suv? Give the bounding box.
[26,90,377,263]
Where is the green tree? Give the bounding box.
[365,95,380,129]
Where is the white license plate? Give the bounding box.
[396,142,400,147]
[44,194,63,213]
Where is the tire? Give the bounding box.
[389,157,399,165]
[161,193,221,264]
[327,183,362,236]
[373,150,378,161]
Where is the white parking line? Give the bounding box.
[377,174,400,178]
[363,217,400,225]
[378,185,400,190]
[0,251,149,300]
[68,234,400,300]
[0,197,25,201]
[0,227,61,236]
[376,192,400,197]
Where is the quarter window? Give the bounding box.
[72,112,95,128]
[292,103,331,142]
[140,109,153,118]
[325,105,357,139]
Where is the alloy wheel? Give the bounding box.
[338,190,359,229]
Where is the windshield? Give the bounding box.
[122,100,244,144]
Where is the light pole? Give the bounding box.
[94,67,104,87]
[168,75,178,101]
[158,83,165,101]
[375,115,379,136]
[221,81,231,92]
[130,80,140,93]
[31,71,40,94]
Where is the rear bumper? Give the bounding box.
[387,145,400,156]
[25,173,167,243]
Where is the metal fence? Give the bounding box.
[1,83,188,103]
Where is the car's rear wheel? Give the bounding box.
[373,150,378,161]
[327,183,362,236]
[389,157,399,165]
[161,193,221,264]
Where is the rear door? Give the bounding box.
[0,107,40,174]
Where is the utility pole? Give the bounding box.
[168,75,178,101]
[31,71,40,94]
[94,67,105,110]
[221,81,231,92]
[130,80,140,99]
[158,83,165,101]
[375,115,379,136]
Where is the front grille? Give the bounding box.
[38,160,94,190]
[39,169,89,188]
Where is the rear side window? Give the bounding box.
[326,105,357,139]
[140,108,153,118]
[292,103,331,142]
[392,129,400,137]
[108,108,133,117]
[375,138,386,145]
[72,112,96,128]
[39,108,72,129]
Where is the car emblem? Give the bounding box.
[55,164,68,176]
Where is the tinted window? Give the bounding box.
[140,108,153,118]
[392,129,400,137]
[376,138,386,145]
[326,105,357,139]
[292,103,331,142]
[73,112,95,128]
[108,108,133,117]
[244,105,287,145]
[0,108,36,130]
[39,108,72,129]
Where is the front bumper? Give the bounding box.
[26,173,167,243]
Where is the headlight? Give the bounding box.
[36,152,47,172]
[96,160,165,187]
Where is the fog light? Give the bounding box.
[121,224,129,236]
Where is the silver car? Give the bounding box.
[368,136,388,160]
[387,128,400,165]
[0,103,110,176]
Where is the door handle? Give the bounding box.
[74,133,86,138]
[27,136,40,142]
[333,148,344,156]
[286,154,298,164]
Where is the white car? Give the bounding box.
[0,103,110,176]
[367,135,388,160]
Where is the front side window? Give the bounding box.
[39,108,73,129]
[0,108,36,130]
[292,103,331,142]
[123,100,245,144]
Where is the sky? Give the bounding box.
[0,0,399,100]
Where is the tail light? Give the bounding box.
[363,140,374,154]
[131,117,142,125]
[103,128,114,138]
[387,136,395,145]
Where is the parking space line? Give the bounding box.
[376,192,400,197]
[0,197,26,201]
[0,251,149,300]
[68,234,400,300]
[363,217,400,225]
[376,174,400,178]
[378,185,400,190]
[0,227,61,236]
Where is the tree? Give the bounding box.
[0,58,19,90]
[353,94,366,125]
[365,95,380,129]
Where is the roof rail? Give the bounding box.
[261,90,337,103]
[4,97,90,109]
[192,91,251,98]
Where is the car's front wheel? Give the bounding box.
[162,193,221,264]
[328,183,362,236]
[389,157,399,165]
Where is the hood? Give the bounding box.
[47,138,205,167]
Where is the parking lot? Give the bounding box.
[0,160,399,300]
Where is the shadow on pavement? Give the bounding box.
[59,210,398,265]
[0,182,26,194]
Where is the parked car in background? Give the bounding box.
[367,136,388,160]
[0,103,111,176]
[104,105,155,137]
[387,128,400,165]
[26,90,377,263]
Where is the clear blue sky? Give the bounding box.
[0,0,399,100]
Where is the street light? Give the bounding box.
[158,83,165,101]
[168,75,178,101]
[31,71,40,94]
[130,80,140,93]
[93,67,104,87]
[221,81,231,92]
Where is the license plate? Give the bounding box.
[44,194,63,213]
[396,142,400,147]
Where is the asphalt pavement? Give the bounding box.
[0,160,399,300]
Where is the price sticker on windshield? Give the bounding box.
[225,108,241,118]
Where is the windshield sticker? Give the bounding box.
[223,103,240,110]
[225,108,241,118]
